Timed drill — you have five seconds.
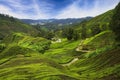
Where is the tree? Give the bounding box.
[62,27,75,40]
[73,30,79,40]
[91,24,101,36]
[62,27,79,40]
[45,31,55,40]
[66,27,74,40]
[109,2,120,42]
[81,22,87,39]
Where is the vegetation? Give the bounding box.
[109,2,120,43]
[62,27,79,40]
[0,14,38,39]
[0,2,120,80]
[0,33,51,59]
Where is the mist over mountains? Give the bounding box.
[21,17,92,25]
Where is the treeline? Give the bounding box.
[109,2,120,44]
[0,14,17,22]
[33,20,104,41]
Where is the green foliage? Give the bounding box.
[0,45,34,58]
[109,2,120,42]
[0,33,51,59]
[65,27,74,40]
[0,56,79,80]
[70,48,120,79]
[85,45,115,58]
[18,36,51,54]
[75,10,113,38]
[45,31,55,40]
[0,44,6,53]
[62,28,79,40]
[91,24,101,36]
[73,30,79,40]
[45,39,80,63]
[0,14,38,38]
[80,20,87,39]
[81,31,115,50]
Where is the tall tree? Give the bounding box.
[81,22,87,39]
[66,27,74,40]
[73,30,79,40]
[109,2,120,42]
[45,31,55,40]
[91,24,101,36]
[62,27,74,40]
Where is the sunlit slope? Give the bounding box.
[76,30,115,58]
[75,10,113,37]
[0,56,80,80]
[44,39,80,64]
[0,33,51,59]
[0,33,79,80]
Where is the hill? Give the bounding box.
[0,33,80,80]
[0,14,38,40]
[74,10,113,38]
[70,48,120,80]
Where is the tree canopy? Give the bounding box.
[109,2,120,42]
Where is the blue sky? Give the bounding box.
[0,0,119,19]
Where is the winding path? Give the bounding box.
[62,58,79,66]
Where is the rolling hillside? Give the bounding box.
[0,14,38,39]
[75,10,114,38]
[0,2,120,80]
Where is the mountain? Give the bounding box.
[21,17,92,25]
[21,17,92,31]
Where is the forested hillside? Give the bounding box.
[0,14,38,40]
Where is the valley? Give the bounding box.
[0,1,120,80]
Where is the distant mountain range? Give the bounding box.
[21,17,93,25]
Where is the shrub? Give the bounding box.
[0,44,6,52]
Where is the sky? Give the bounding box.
[0,0,119,19]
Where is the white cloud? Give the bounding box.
[0,4,33,19]
[32,0,55,19]
[32,0,49,19]
[56,0,120,19]
[0,0,53,19]
[0,0,119,19]
[0,0,33,19]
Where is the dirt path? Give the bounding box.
[62,58,79,66]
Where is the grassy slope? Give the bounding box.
[76,30,115,58]
[0,33,51,58]
[44,39,80,64]
[0,14,80,80]
[68,9,120,80]
[0,34,80,80]
[0,56,79,80]
[0,14,38,37]
[75,10,113,37]
[70,48,120,80]
[85,10,113,27]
